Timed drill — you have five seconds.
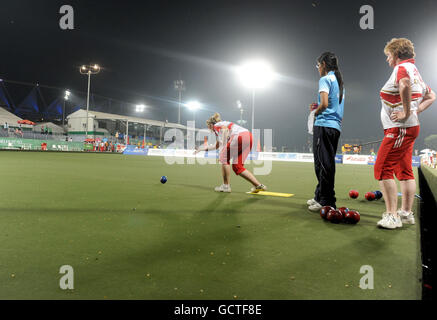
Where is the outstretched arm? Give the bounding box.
[194,141,220,154]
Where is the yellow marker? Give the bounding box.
[246,191,294,198]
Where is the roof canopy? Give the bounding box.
[67,109,200,130]
[0,107,23,125]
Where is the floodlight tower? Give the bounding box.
[174,80,185,124]
[186,100,201,123]
[63,90,71,128]
[236,100,246,126]
[237,60,274,133]
[80,64,101,137]
[136,104,147,146]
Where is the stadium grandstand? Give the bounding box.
[0,79,203,149]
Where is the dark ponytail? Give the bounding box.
[317,52,344,104]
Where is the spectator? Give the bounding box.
[15,128,23,138]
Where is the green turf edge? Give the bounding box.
[421,165,437,201]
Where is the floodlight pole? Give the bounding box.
[80,64,101,138]
[126,120,129,145]
[174,80,185,124]
[86,72,91,137]
[62,99,66,128]
[178,90,182,124]
[240,107,244,125]
[251,89,255,133]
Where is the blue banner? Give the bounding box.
[335,154,343,164]
[367,155,377,165]
[123,145,149,156]
[248,152,259,160]
[412,156,420,167]
[205,150,219,159]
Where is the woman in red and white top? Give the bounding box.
[194,113,266,193]
[375,38,435,229]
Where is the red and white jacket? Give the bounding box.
[213,121,248,142]
[380,58,431,129]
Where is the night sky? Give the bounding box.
[1,0,436,150]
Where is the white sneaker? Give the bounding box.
[398,209,415,225]
[308,202,323,212]
[214,184,231,193]
[377,213,402,229]
[307,198,319,206]
[250,184,267,193]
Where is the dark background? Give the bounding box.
[0,0,436,150]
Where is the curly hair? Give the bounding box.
[384,38,415,60]
[206,113,221,126]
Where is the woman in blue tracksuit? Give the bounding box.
[307,52,345,211]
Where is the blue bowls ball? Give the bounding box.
[374,190,382,200]
[160,176,167,184]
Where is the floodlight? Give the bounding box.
[186,101,201,111]
[237,60,274,89]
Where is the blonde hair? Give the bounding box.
[384,38,415,60]
[206,113,221,126]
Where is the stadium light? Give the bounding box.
[237,59,274,132]
[136,104,146,112]
[64,90,71,101]
[186,100,201,123]
[79,64,101,138]
[186,100,201,111]
[237,60,274,89]
[62,89,71,129]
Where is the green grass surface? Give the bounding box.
[0,151,421,300]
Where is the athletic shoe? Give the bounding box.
[307,198,319,206]
[250,184,267,193]
[398,209,415,225]
[377,213,402,229]
[214,184,231,193]
[308,202,323,212]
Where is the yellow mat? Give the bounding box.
[246,191,295,198]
